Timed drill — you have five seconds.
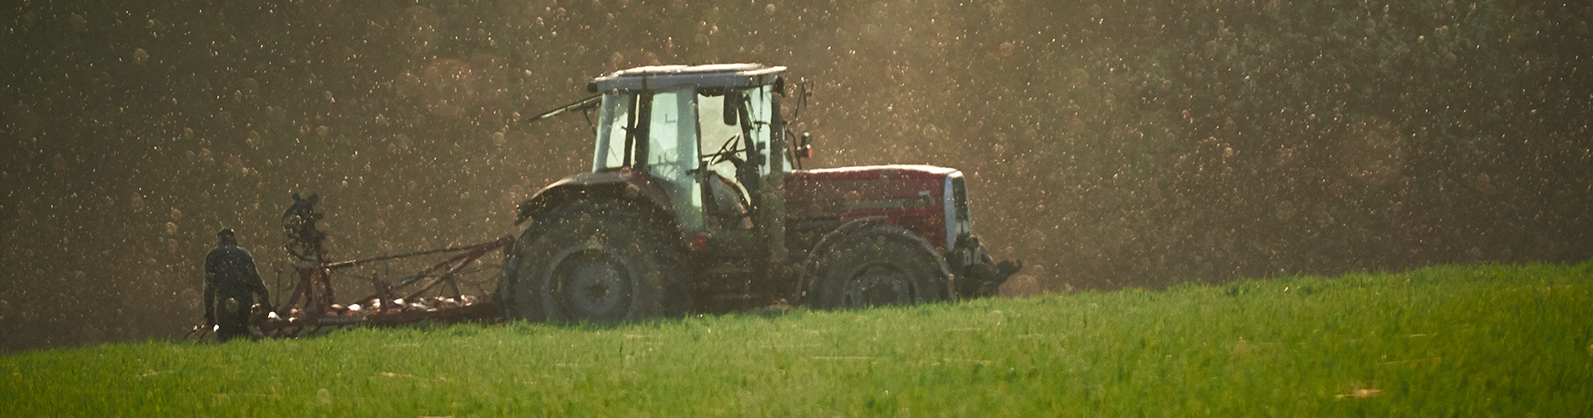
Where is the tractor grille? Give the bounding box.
[943,172,972,251]
[951,176,969,226]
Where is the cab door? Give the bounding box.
[642,87,706,235]
[694,87,783,259]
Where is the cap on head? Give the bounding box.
[217,228,236,244]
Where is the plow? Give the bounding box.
[243,193,510,339]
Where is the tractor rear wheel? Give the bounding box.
[806,225,952,309]
[503,199,690,323]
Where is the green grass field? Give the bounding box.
[3,262,1590,416]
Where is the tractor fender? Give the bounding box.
[514,168,675,227]
[795,216,956,304]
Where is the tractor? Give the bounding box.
[235,63,1018,338]
[502,63,1019,322]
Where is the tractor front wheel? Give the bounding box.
[806,225,952,309]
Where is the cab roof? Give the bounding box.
[593,63,786,92]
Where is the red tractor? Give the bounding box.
[503,63,1018,322]
[239,63,1018,337]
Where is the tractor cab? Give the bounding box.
[587,64,792,258]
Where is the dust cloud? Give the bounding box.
[2,1,1589,351]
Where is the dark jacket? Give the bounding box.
[204,244,269,317]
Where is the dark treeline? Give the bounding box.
[2,0,1589,352]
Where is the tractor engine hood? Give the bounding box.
[785,164,962,249]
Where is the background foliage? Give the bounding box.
[2,0,1590,351]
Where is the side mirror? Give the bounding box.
[796,133,813,159]
[722,90,741,126]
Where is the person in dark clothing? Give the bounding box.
[204,228,270,342]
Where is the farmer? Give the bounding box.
[203,228,271,342]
